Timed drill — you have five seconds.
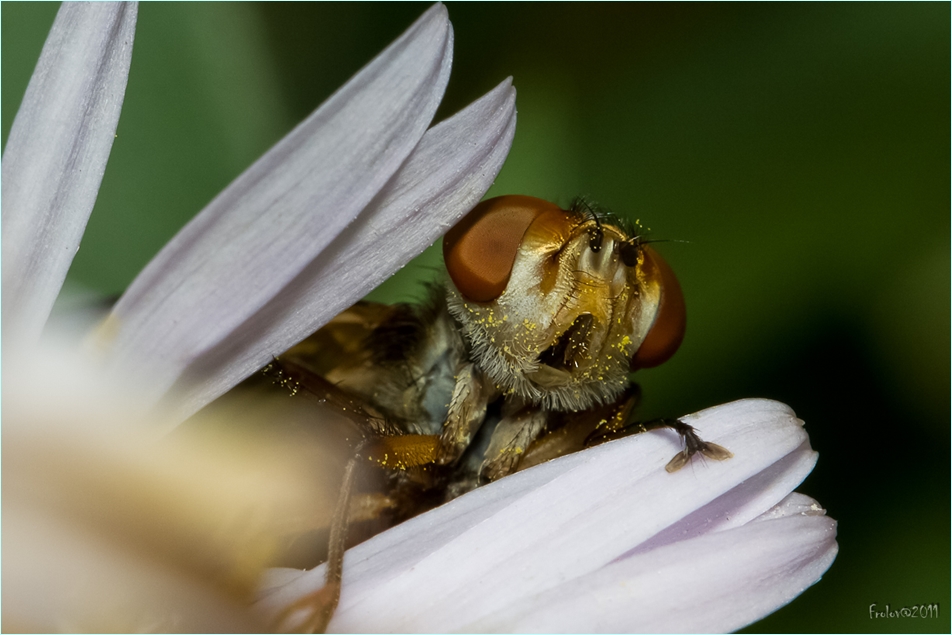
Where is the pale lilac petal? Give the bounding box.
[474,499,838,633]
[166,78,517,421]
[256,399,835,633]
[753,491,829,522]
[103,4,453,408]
[1,3,137,351]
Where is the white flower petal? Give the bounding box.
[1,2,137,351]
[256,399,835,633]
[104,4,453,407]
[474,501,837,633]
[753,491,829,522]
[166,78,517,421]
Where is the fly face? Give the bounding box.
[444,195,686,412]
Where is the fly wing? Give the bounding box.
[282,301,400,379]
[280,300,435,431]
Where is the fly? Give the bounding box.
[242,195,731,631]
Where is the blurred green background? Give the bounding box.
[3,3,949,632]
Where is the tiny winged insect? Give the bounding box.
[256,195,732,631]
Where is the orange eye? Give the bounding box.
[443,195,565,302]
[630,246,686,369]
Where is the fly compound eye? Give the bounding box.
[444,195,568,302]
[630,246,686,369]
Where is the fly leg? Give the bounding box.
[437,362,491,466]
[270,433,440,633]
[264,357,443,632]
[585,385,732,472]
[262,358,401,437]
[621,418,733,473]
[480,406,549,482]
[271,447,361,633]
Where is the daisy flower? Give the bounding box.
[2,3,836,632]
